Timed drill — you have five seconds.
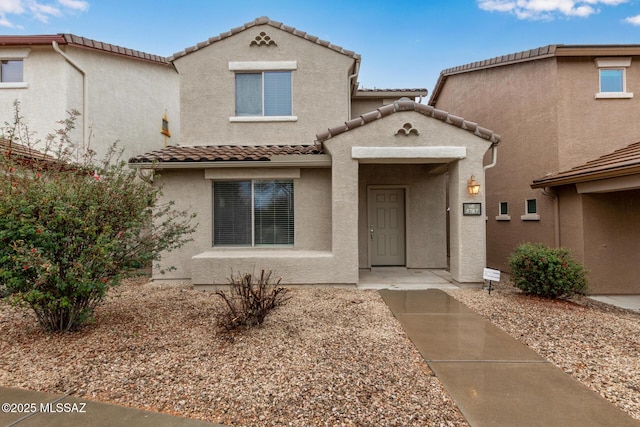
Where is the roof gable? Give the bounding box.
[316,99,501,144]
[169,16,361,62]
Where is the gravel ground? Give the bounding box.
[445,282,640,421]
[2,279,639,425]
[0,278,466,427]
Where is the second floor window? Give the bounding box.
[600,69,624,93]
[1,60,23,83]
[235,71,292,116]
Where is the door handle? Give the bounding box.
[370,224,374,240]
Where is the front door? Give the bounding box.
[369,188,406,266]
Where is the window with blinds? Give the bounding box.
[1,60,23,83]
[213,180,294,246]
[235,71,292,116]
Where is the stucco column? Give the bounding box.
[325,143,360,285]
[448,161,487,283]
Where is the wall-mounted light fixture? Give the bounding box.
[467,175,481,195]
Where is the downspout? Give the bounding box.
[542,186,561,248]
[52,41,88,157]
[483,143,498,171]
[347,60,360,120]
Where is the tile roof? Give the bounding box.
[532,141,640,188]
[439,45,559,78]
[0,138,58,162]
[0,34,169,65]
[315,99,501,144]
[169,16,361,62]
[60,34,168,64]
[128,144,324,164]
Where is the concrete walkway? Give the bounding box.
[379,289,639,427]
[0,387,226,427]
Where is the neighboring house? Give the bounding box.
[0,34,179,161]
[430,45,640,294]
[129,17,500,287]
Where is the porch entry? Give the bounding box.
[368,188,406,266]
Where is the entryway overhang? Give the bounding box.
[351,146,466,164]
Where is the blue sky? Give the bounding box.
[1,0,640,95]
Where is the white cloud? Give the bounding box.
[58,0,88,12]
[0,0,87,27]
[477,0,629,20]
[624,14,640,25]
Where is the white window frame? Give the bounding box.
[0,48,29,89]
[229,61,297,122]
[595,58,633,99]
[496,201,510,221]
[521,198,540,221]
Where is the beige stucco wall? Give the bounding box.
[0,44,179,162]
[434,59,560,271]
[173,24,354,147]
[152,167,336,285]
[358,164,447,268]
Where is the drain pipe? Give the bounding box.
[483,143,498,172]
[52,41,88,158]
[347,60,360,119]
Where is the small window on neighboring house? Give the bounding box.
[161,113,171,137]
[0,49,29,88]
[595,58,633,99]
[521,198,540,221]
[496,201,510,221]
[213,180,294,246]
[235,71,292,116]
[1,60,22,83]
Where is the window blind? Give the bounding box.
[264,72,292,116]
[1,60,23,83]
[213,181,252,245]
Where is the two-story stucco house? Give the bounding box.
[430,45,640,294]
[129,17,500,288]
[0,34,179,161]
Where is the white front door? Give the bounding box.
[369,188,406,266]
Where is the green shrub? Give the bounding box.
[0,103,197,332]
[215,270,290,331]
[508,242,587,298]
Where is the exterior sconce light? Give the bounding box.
[467,175,480,195]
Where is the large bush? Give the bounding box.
[508,242,587,298]
[0,104,196,331]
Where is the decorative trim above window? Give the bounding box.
[250,32,277,47]
[229,61,297,71]
[595,57,633,99]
